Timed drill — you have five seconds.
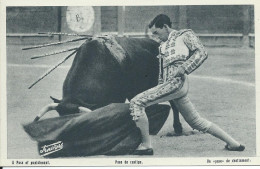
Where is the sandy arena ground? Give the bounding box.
[6,42,255,158]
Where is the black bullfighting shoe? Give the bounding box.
[132,148,154,155]
[225,144,245,151]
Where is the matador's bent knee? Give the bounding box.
[129,99,146,121]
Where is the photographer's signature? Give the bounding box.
[39,141,63,156]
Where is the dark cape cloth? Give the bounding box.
[23,103,170,157]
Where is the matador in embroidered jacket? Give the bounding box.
[129,14,244,155]
[158,29,208,84]
[130,29,208,119]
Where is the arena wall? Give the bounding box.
[6,6,254,46]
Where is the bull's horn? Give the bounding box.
[33,103,58,122]
[50,96,61,103]
[22,37,89,50]
[78,107,92,113]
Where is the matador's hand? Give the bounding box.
[174,66,186,77]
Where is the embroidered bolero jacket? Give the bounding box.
[158,29,208,84]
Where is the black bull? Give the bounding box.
[54,37,182,133]
[24,37,184,157]
[58,37,159,113]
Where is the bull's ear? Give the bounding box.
[50,96,61,103]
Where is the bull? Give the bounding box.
[34,36,183,134]
[24,36,184,157]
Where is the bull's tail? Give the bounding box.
[33,103,58,122]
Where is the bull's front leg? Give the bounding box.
[169,100,182,135]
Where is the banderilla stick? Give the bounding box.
[22,37,89,50]
[38,32,93,37]
[31,47,78,59]
[28,50,77,89]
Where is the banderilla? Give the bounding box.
[22,37,90,50]
[38,32,93,37]
[28,50,78,89]
[31,47,78,59]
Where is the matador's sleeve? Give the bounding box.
[181,30,208,75]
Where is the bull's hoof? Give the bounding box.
[173,123,183,135]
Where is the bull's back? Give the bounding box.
[63,39,126,108]
[115,37,160,99]
[59,37,160,114]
